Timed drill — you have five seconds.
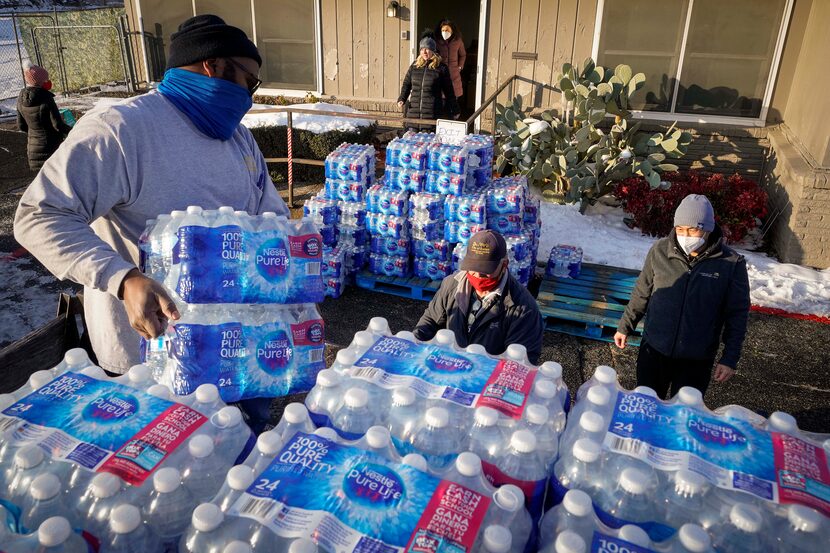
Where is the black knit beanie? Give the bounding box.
[166,14,262,70]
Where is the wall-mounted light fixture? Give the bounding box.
[386,1,399,18]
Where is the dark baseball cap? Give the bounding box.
[461,230,507,275]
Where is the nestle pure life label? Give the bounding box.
[230,432,491,553]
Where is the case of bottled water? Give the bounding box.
[384,168,426,193]
[366,185,409,217]
[427,144,471,175]
[338,201,367,227]
[545,246,583,279]
[425,171,467,195]
[509,261,533,287]
[319,224,339,247]
[485,180,526,215]
[337,225,368,247]
[445,221,486,244]
[368,253,411,278]
[366,213,410,239]
[369,236,411,257]
[322,247,345,279]
[410,219,445,242]
[523,196,540,225]
[412,239,452,262]
[445,194,487,224]
[488,214,524,235]
[302,197,340,226]
[324,178,366,203]
[452,244,467,272]
[413,257,453,281]
[409,192,444,221]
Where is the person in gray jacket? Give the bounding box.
[614,194,751,398]
[414,230,544,364]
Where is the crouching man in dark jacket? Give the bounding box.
[414,230,544,364]
[614,194,751,398]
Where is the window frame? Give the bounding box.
[590,0,794,127]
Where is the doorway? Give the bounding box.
[414,0,482,118]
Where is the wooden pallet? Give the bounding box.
[355,270,442,301]
[537,263,645,344]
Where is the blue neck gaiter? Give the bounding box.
[158,68,252,141]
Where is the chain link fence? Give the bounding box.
[0,14,30,105]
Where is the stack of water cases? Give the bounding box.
[0,349,254,552]
[540,365,829,553]
[306,143,375,298]
[545,246,583,280]
[138,208,326,404]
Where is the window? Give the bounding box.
[254,0,318,90]
[594,0,790,120]
[194,0,253,39]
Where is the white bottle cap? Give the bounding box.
[465,343,488,355]
[483,525,512,553]
[127,364,153,385]
[525,404,549,425]
[474,406,500,427]
[494,485,523,512]
[510,429,537,453]
[365,426,392,448]
[186,205,203,214]
[336,349,357,367]
[15,444,45,469]
[314,427,340,441]
[455,452,482,477]
[91,472,121,498]
[195,383,220,405]
[617,525,650,547]
[395,331,417,341]
[593,365,617,384]
[435,329,456,346]
[562,489,593,517]
[674,469,706,496]
[147,384,172,399]
[787,504,822,533]
[64,348,90,368]
[110,504,141,534]
[218,206,234,214]
[401,453,428,471]
[28,370,53,390]
[344,388,369,408]
[225,465,255,491]
[235,210,249,218]
[572,439,601,464]
[505,344,527,362]
[153,467,182,493]
[30,473,61,500]
[619,468,647,495]
[262,212,278,219]
[192,503,224,532]
[539,361,563,380]
[256,431,284,456]
[284,403,309,424]
[768,411,798,434]
[632,386,658,398]
[586,386,611,407]
[533,378,557,400]
[729,503,762,533]
[38,516,72,547]
[316,369,341,388]
[579,411,606,434]
[677,387,704,407]
[79,366,107,379]
[354,331,375,347]
[189,434,215,458]
[392,387,416,407]
[215,406,243,428]
[223,542,254,553]
[425,407,449,429]
[677,524,711,553]
[289,538,318,553]
[171,210,186,218]
[369,317,390,333]
[554,530,586,553]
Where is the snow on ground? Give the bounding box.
[537,196,830,318]
[242,102,375,133]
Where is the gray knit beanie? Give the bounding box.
[419,36,437,53]
[674,194,715,232]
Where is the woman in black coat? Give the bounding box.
[397,36,459,124]
[16,63,72,171]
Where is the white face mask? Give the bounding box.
[442,31,452,41]
[677,235,705,256]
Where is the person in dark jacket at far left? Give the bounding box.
[398,36,459,124]
[17,62,72,171]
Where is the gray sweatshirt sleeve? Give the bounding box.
[14,120,136,297]
[249,130,289,216]
[719,257,750,369]
[617,245,656,335]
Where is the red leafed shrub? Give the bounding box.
[614,172,768,243]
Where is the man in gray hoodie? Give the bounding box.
[614,194,751,398]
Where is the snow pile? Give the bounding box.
[242,102,375,133]
[537,197,830,318]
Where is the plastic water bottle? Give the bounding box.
[192,383,224,416]
[387,387,421,445]
[305,370,344,426]
[7,444,49,503]
[569,385,613,424]
[616,525,652,548]
[105,504,163,553]
[660,523,713,553]
[660,469,709,528]
[182,435,229,504]
[223,541,253,553]
[576,365,618,401]
[77,472,125,538]
[147,384,173,400]
[274,403,316,443]
[9,516,87,553]
[210,465,255,514]
[212,406,254,465]
[776,504,823,553]
[528,379,567,433]
[313,426,341,442]
[504,344,530,366]
[332,387,376,439]
[367,317,392,339]
[766,411,799,435]
[560,411,607,453]
[146,214,170,281]
[498,430,547,491]
[600,467,656,523]
[345,331,376,359]
[63,348,92,372]
[468,407,504,465]
[711,503,766,552]
[243,431,284,475]
[411,407,458,470]
[355,426,400,462]
[20,473,78,533]
[143,467,197,548]
[676,386,705,409]
[484,485,532,553]
[520,405,559,468]
[548,531,586,553]
[441,452,495,495]
[552,439,603,495]
[166,205,207,293]
[478,525,512,553]
[434,329,458,350]
[539,489,596,548]
[180,503,243,553]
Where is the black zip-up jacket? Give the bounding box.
[413,271,544,364]
[617,226,751,368]
[398,62,459,121]
[17,86,72,170]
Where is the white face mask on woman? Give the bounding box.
[677,235,705,256]
[442,31,452,41]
